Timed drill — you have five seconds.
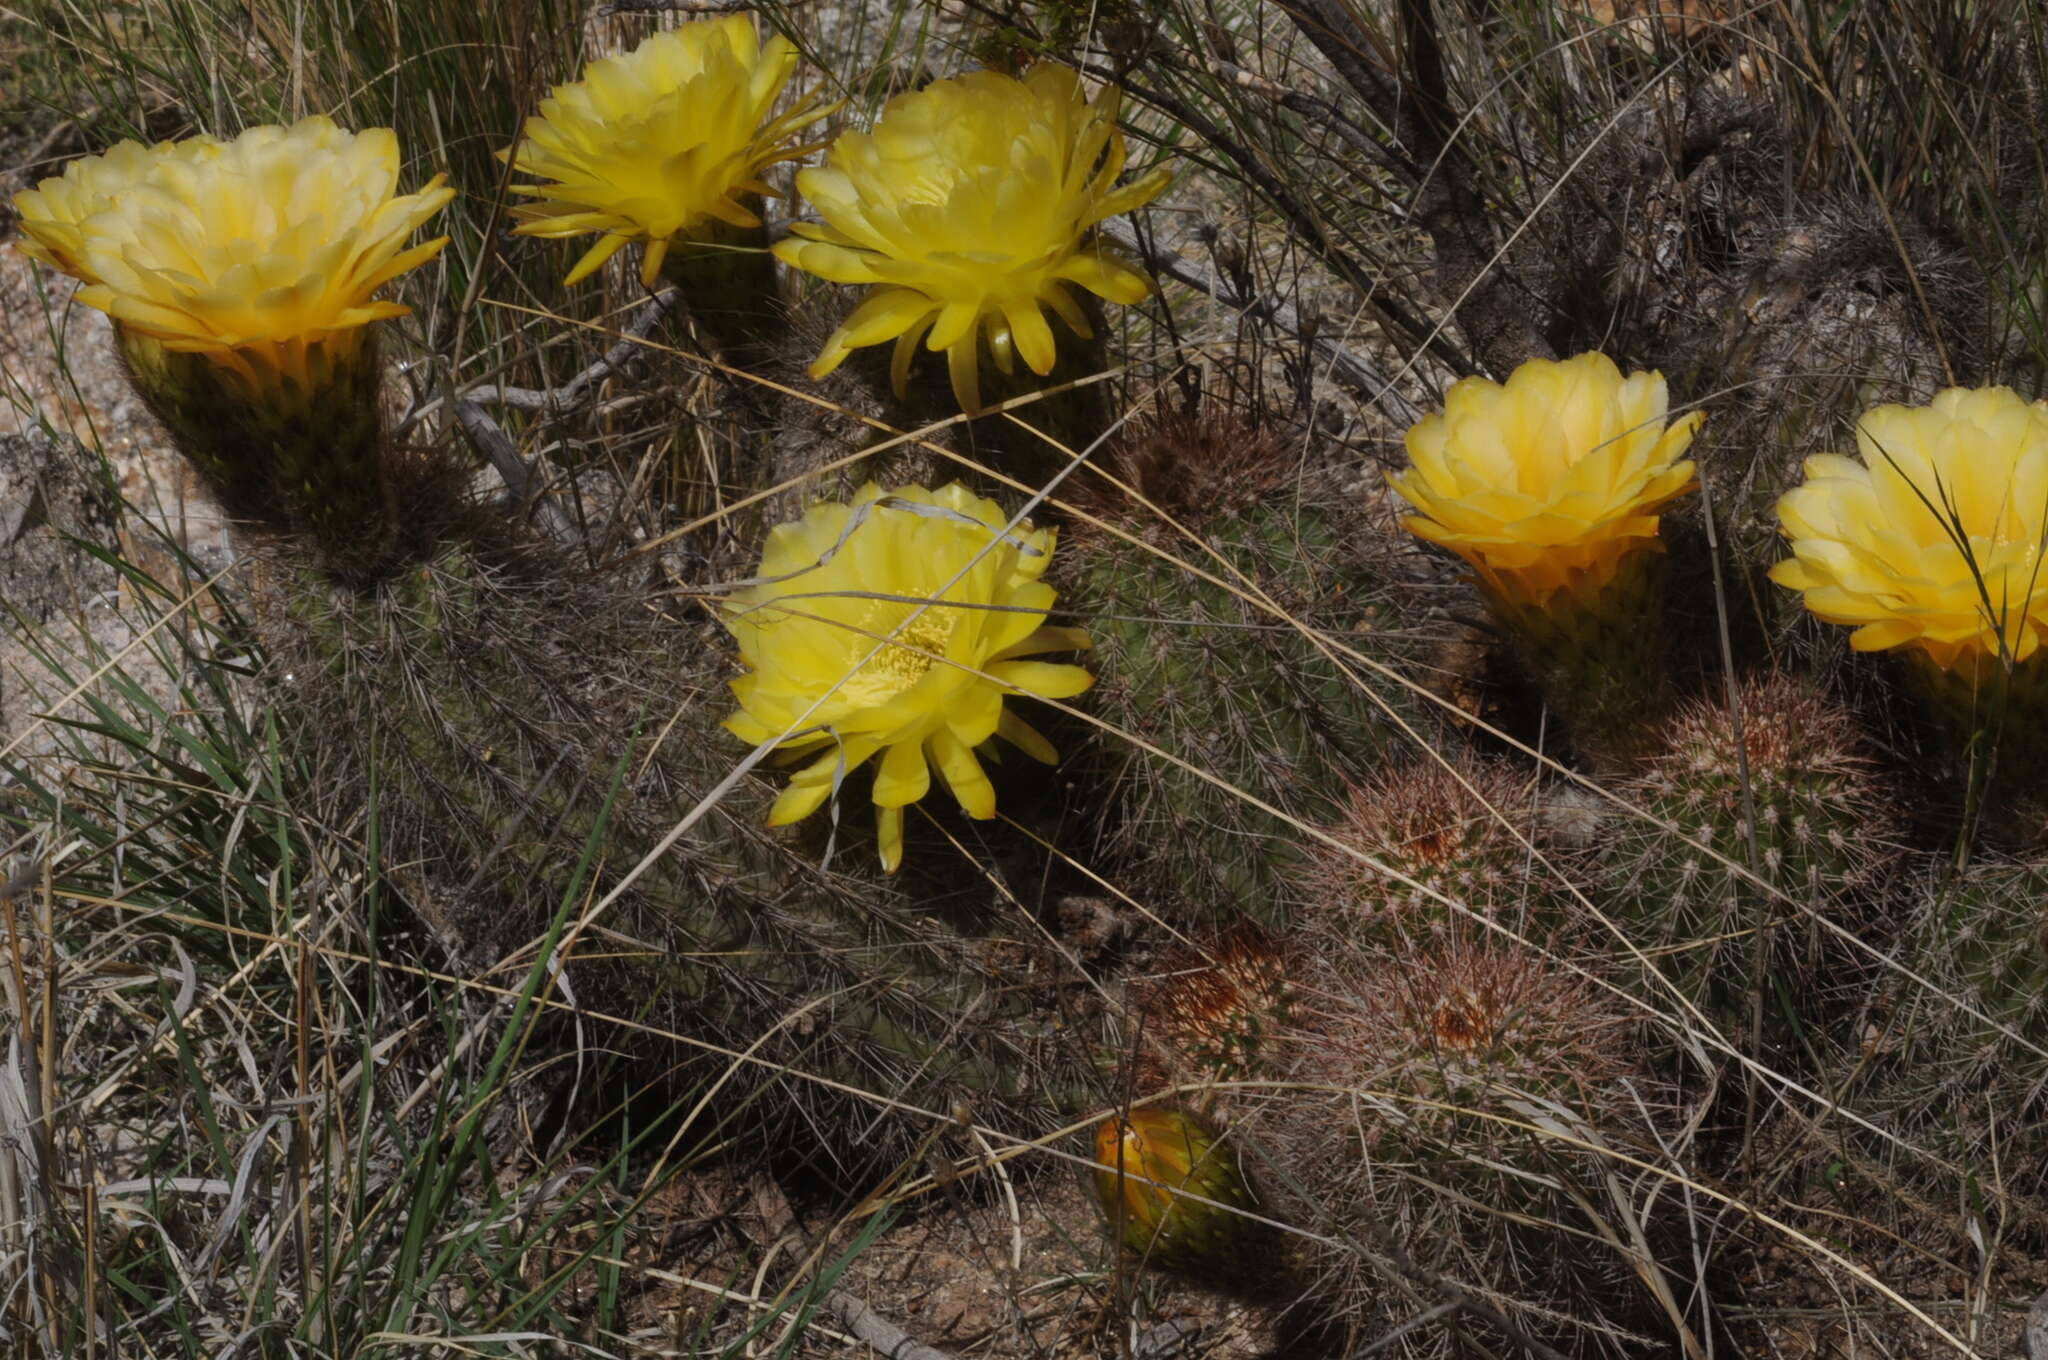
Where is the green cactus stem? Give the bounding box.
[1058,410,1410,925]
[1304,755,1557,945]
[1600,674,1888,1035]
[267,529,1088,1173]
[1479,546,1672,772]
[118,328,396,576]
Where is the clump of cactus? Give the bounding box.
[1249,936,1672,1355]
[268,504,1087,1174]
[1598,673,1889,1034]
[1058,406,1410,922]
[30,13,2048,1353]
[4,100,1107,1178]
[1302,755,1558,944]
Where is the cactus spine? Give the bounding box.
[1127,923,1293,1105]
[1304,756,1557,944]
[1252,938,1666,1356]
[1600,674,1887,1034]
[1867,858,2048,1194]
[1059,409,1409,924]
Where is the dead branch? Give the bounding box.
[824,1290,959,1360]
[1273,0,1555,374]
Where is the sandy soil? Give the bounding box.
[0,243,234,757]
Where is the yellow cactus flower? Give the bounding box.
[12,135,224,283]
[721,482,1092,872]
[773,65,1171,413]
[1392,352,1703,608]
[505,16,829,289]
[11,117,449,574]
[1770,386,2048,671]
[1091,1107,1255,1274]
[10,116,452,392]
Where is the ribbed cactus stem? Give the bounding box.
[1069,497,1399,922]
[1306,757,1551,944]
[1130,924,1292,1103]
[1870,860,2048,1198]
[1603,675,1885,1031]
[1480,547,1670,772]
[657,212,782,362]
[272,539,1080,1169]
[1247,939,1660,1353]
[118,327,396,576]
[1906,648,2048,827]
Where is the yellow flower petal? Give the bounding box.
[1390,351,1700,608]
[877,804,905,873]
[10,117,450,383]
[504,15,828,285]
[1771,385,2048,671]
[989,660,1095,700]
[720,483,1089,870]
[930,728,996,820]
[778,65,1169,412]
[998,710,1059,764]
[994,625,1093,660]
[873,735,932,808]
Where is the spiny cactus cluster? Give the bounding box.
[1599,674,1890,1031]
[1862,858,2048,1195]
[1058,407,1412,923]
[1233,938,1665,1356]
[1301,755,1557,944]
[1127,922,1293,1103]
[264,500,1089,1176]
[29,17,2048,1353]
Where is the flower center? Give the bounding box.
[839,600,955,707]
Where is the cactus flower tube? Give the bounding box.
[774,65,1170,416]
[721,482,1092,872]
[11,117,452,571]
[1771,386,2048,802]
[1091,1106,1257,1279]
[1392,352,1702,767]
[505,16,828,351]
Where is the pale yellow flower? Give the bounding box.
[773,64,1170,413]
[12,136,224,282]
[9,116,452,391]
[505,15,828,288]
[1770,386,2048,670]
[722,483,1093,872]
[1391,353,1702,607]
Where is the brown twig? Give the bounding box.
[1275,0,1554,374]
[452,400,577,542]
[1093,60,1479,377]
[410,287,683,430]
